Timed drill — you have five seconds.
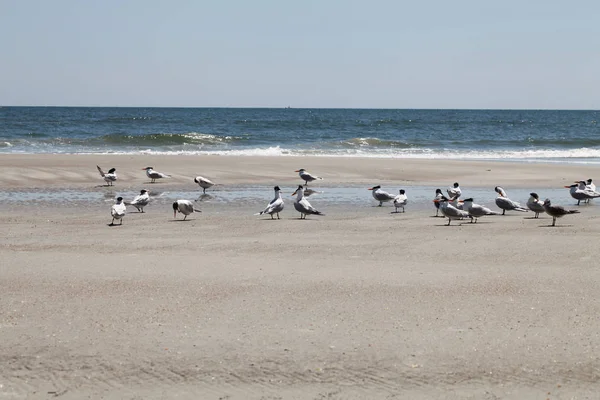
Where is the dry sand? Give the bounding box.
[1,154,600,399]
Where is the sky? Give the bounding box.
[1,0,599,109]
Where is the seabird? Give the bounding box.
[110,197,126,225]
[143,167,170,183]
[128,189,150,213]
[543,198,580,226]
[433,189,444,217]
[194,176,215,194]
[295,169,323,186]
[255,186,284,219]
[565,182,600,205]
[291,185,324,219]
[393,189,408,213]
[460,198,501,223]
[97,165,117,186]
[172,200,201,220]
[526,193,546,218]
[368,185,396,207]
[434,195,470,226]
[494,186,529,215]
[447,182,462,200]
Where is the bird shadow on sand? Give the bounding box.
[539,224,574,228]
[523,217,546,220]
[107,223,123,227]
[168,219,193,222]
[196,194,215,202]
[95,184,114,188]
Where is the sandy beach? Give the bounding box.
[2,154,600,399]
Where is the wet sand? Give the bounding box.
[1,154,600,399]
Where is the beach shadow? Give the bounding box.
[540,224,574,228]
[196,194,214,202]
[107,223,123,227]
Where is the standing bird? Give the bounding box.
[434,196,470,226]
[368,185,396,207]
[292,185,324,219]
[585,178,596,192]
[128,189,150,213]
[393,189,408,213]
[526,193,546,218]
[433,188,444,217]
[110,197,126,225]
[565,182,600,205]
[494,186,529,215]
[143,167,170,183]
[97,165,117,186]
[447,182,462,200]
[543,198,580,227]
[172,200,201,220]
[460,198,501,223]
[194,176,215,194]
[255,186,285,219]
[295,169,323,186]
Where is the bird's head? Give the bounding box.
[295,169,305,173]
[368,185,381,191]
[291,185,303,196]
[108,168,116,173]
[142,167,153,171]
[529,192,539,199]
[399,189,405,194]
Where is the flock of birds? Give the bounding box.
[97,165,599,227]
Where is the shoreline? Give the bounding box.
[0,153,596,190]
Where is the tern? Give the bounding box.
[433,189,444,217]
[393,189,408,213]
[447,182,462,200]
[291,185,324,219]
[434,195,470,225]
[172,200,201,220]
[494,186,529,215]
[194,176,215,194]
[565,182,600,205]
[526,193,546,218]
[128,189,150,213]
[255,186,284,219]
[97,165,117,186]
[295,169,323,186]
[586,179,596,192]
[460,198,501,223]
[110,197,126,225]
[143,167,170,183]
[368,185,396,206]
[543,198,580,227]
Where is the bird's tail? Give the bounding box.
[515,207,529,212]
[568,210,580,214]
[254,211,264,216]
[488,211,502,215]
[315,211,325,216]
[193,209,202,213]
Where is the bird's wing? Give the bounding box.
[97,165,105,177]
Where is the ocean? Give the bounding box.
[1,107,599,162]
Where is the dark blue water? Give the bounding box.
[1,107,599,161]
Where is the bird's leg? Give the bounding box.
[270,214,274,220]
[447,218,451,226]
[184,215,187,221]
[111,218,114,225]
[378,202,382,207]
[121,219,123,225]
[552,217,556,226]
[577,200,580,206]
[277,213,280,219]
[203,188,206,194]
[502,209,506,215]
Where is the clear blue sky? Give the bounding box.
[1,0,599,109]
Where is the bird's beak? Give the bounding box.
[433,199,439,203]
[458,200,464,203]
[291,190,297,196]
[173,211,177,218]
[368,188,374,190]
[294,170,300,172]
[564,186,571,188]
[141,168,147,170]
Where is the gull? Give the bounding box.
[194,176,215,194]
[368,185,396,206]
[460,198,501,223]
[393,189,408,213]
[434,195,470,226]
[543,198,580,227]
[433,188,444,217]
[143,167,170,183]
[292,185,324,219]
[565,182,600,205]
[494,186,529,215]
[172,200,201,220]
[255,186,284,219]
[526,193,546,218]
[447,182,462,200]
[97,165,117,186]
[128,189,150,213]
[295,169,323,186]
[110,197,126,225]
